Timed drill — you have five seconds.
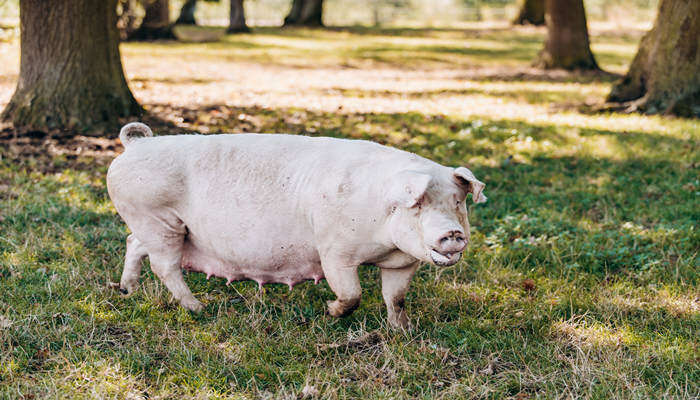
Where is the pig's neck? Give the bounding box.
[357,211,420,269]
[365,248,419,269]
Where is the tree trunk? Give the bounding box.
[228,0,250,33]
[284,0,323,27]
[513,0,545,25]
[129,0,175,40]
[474,0,483,21]
[372,2,380,27]
[536,0,598,70]
[175,0,197,25]
[606,0,700,117]
[1,0,141,135]
[300,0,323,26]
[284,0,303,25]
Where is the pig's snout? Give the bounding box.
[436,230,467,253]
[429,229,467,266]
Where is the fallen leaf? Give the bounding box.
[522,279,536,292]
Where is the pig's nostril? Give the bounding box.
[440,231,464,242]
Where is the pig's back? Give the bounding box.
[110,133,400,208]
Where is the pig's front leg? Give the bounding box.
[381,262,419,330]
[322,259,362,318]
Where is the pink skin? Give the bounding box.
[108,123,486,329]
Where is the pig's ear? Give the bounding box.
[454,167,487,204]
[387,171,432,208]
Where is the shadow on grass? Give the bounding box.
[324,86,604,106]
[346,43,538,64]
[120,26,633,80]
[130,76,218,85]
[255,25,502,39]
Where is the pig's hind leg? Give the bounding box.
[119,234,148,295]
[148,243,204,312]
[127,215,204,312]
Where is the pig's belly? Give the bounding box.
[180,235,324,289]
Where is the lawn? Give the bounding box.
[0,25,698,399]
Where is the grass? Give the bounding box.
[120,25,640,72]
[0,25,699,399]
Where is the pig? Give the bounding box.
[107,122,486,329]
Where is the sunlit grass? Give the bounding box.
[117,25,637,71]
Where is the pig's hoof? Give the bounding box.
[389,319,411,331]
[181,297,204,313]
[119,280,139,296]
[119,284,136,297]
[327,299,359,318]
[388,313,410,331]
[327,300,342,317]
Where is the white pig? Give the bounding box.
[107,122,486,329]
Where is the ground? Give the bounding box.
[0,25,698,399]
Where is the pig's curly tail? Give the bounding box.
[119,122,153,147]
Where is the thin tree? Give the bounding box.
[607,0,699,117]
[513,0,545,25]
[176,0,198,25]
[228,0,250,33]
[536,0,598,70]
[1,0,141,134]
[129,0,175,40]
[284,0,324,27]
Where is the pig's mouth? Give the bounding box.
[430,249,462,266]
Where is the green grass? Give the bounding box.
[1,26,699,399]
[122,25,640,72]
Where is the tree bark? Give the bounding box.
[536,0,598,70]
[228,0,250,33]
[129,0,175,40]
[1,0,142,135]
[175,0,197,25]
[284,0,324,27]
[606,0,700,117]
[513,0,545,25]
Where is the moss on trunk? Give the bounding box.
[1,0,142,135]
[607,0,700,117]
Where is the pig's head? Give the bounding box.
[385,166,486,266]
